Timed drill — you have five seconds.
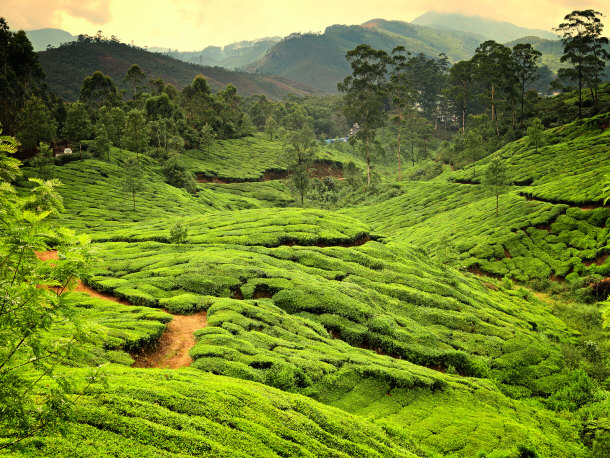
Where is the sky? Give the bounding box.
[2,0,608,50]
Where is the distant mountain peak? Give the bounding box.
[411,11,557,43]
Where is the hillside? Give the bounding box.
[162,37,281,69]
[5,108,609,455]
[37,39,317,101]
[246,20,483,92]
[412,11,557,42]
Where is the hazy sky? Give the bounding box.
[3,0,608,50]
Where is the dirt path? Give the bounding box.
[35,251,206,369]
[131,312,207,369]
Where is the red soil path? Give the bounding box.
[131,311,207,369]
[35,251,206,369]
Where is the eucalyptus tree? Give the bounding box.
[121,157,144,210]
[121,109,150,163]
[447,60,476,135]
[555,9,610,117]
[285,126,316,206]
[526,118,545,152]
[15,96,57,150]
[483,157,509,215]
[199,123,216,155]
[79,71,121,111]
[472,41,514,136]
[511,44,542,126]
[338,44,389,186]
[62,102,92,154]
[124,64,146,106]
[389,45,415,181]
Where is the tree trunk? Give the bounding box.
[462,102,466,135]
[491,84,499,136]
[578,76,583,119]
[365,136,371,186]
[397,123,402,182]
[520,81,525,127]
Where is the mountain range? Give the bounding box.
[29,12,597,97]
[161,38,282,70]
[37,40,317,101]
[411,11,557,42]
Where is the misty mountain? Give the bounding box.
[25,28,76,51]
[162,38,281,70]
[245,19,483,92]
[412,11,557,43]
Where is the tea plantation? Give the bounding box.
[5,115,610,457]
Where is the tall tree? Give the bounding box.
[389,46,415,181]
[264,116,278,140]
[62,102,92,153]
[0,19,45,135]
[97,106,125,146]
[79,71,120,111]
[199,123,216,155]
[447,60,475,136]
[31,142,54,179]
[511,44,542,126]
[555,9,610,117]
[527,118,545,152]
[483,157,509,215]
[338,44,389,186]
[121,109,150,163]
[285,126,316,206]
[181,75,214,129]
[92,125,111,161]
[472,41,514,135]
[121,157,144,210]
[405,53,448,125]
[15,96,57,150]
[124,64,146,105]
[463,130,485,177]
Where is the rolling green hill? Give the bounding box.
[5,109,610,456]
[37,40,318,101]
[246,20,483,92]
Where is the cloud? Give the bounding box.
[2,0,112,30]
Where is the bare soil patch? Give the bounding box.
[131,311,208,369]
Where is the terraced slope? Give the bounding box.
[346,115,610,286]
[6,367,422,457]
[10,114,610,456]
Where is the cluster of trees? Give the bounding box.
[245,93,348,141]
[0,18,63,140]
[337,9,609,183]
